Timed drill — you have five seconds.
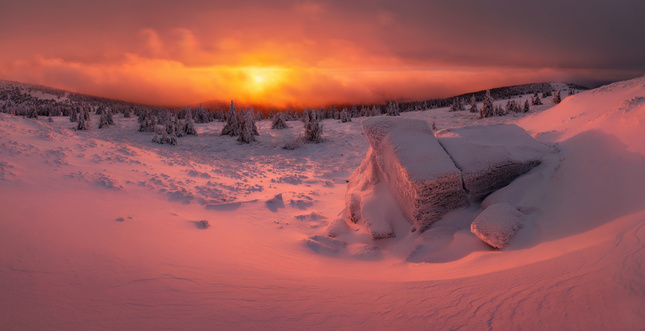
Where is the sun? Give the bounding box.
[243,66,287,95]
[251,73,266,85]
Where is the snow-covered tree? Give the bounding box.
[271,111,289,129]
[237,110,256,144]
[305,108,323,143]
[77,109,90,130]
[182,108,198,135]
[165,120,178,145]
[480,90,493,118]
[372,105,380,116]
[387,101,400,116]
[221,101,240,136]
[70,107,78,122]
[302,109,310,125]
[340,108,350,123]
[524,99,530,113]
[553,90,561,104]
[531,92,543,105]
[469,95,478,113]
[106,108,114,125]
[449,99,459,112]
[99,108,109,129]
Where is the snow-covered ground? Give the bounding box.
[1,80,644,330]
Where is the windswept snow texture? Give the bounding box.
[1,78,645,330]
[436,124,553,200]
[471,203,524,248]
[361,117,468,231]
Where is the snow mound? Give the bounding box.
[470,203,524,249]
[358,117,468,232]
[344,148,397,238]
[436,124,553,200]
[519,75,645,154]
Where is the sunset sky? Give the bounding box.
[1,0,644,107]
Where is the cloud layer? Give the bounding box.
[2,0,643,106]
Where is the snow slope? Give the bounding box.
[1,79,644,330]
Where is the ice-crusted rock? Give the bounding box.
[436,124,552,201]
[359,117,469,232]
[470,203,523,249]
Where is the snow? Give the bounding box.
[1,77,645,330]
[470,203,524,248]
[436,124,554,200]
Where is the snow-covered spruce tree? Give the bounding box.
[480,89,494,118]
[221,101,240,136]
[237,110,256,144]
[182,108,198,135]
[248,107,259,136]
[372,105,380,116]
[524,99,530,113]
[449,98,459,112]
[106,108,114,125]
[152,126,164,144]
[387,101,400,116]
[304,108,323,143]
[532,92,543,105]
[99,108,109,129]
[70,107,78,122]
[340,108,350,123]
[553,90,561,104]
[469,95,478,113]
[165,119,178,145]
[271,111,289,129]
[302,109,310,125]
[505,100,514,114]
[77,109,90,130]
[171,113,183,137]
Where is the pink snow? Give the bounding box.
[0,78,644,329]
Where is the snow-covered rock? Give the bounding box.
[436,124,553,201]
[470,203,524,249]
[359,117,468,232]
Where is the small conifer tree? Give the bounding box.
[99,109,109,129]
[553,90,561,104]
[221,101,240,136]
[469,95,478,113]
[182,108,198,135]
[271,111,289,129]
[480,90,493,118]
[304,109,323,143]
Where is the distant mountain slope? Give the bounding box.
[0,80,144,111]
